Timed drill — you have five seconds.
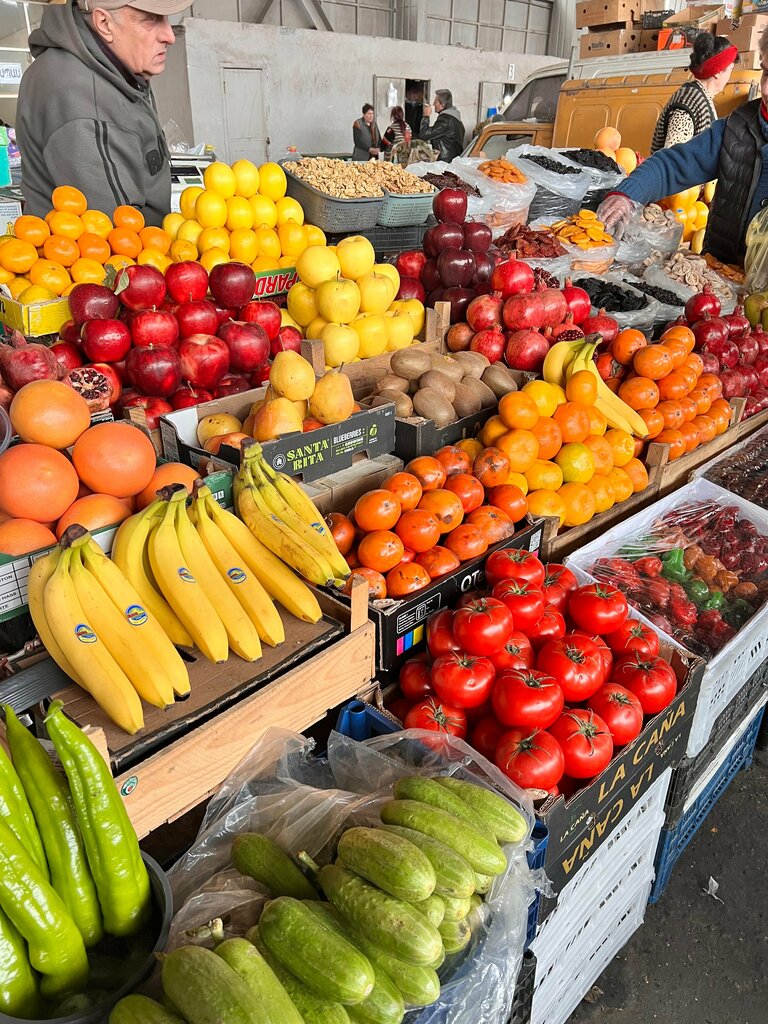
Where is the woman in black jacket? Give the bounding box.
[352,104,381,161]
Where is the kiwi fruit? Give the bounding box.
[390,348,433,380]
[452,382,483,418]
[371,389,414,417]
[418,370,456,404]
[461,376,497,409]
[374,373,409,394]
[429,353,465,384]
[482,364,519,399]
[413,389,455,428]
[452,351,490,378]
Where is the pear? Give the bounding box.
[252,397,304,441]
[270,350,316,401]
[309,370,355,425]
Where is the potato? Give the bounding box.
[429,353,465,384]
[413,388,455,428]
[374,373,409,394]
[482,364,519,399]
[419,370,455,404]
[371,389,414,418]
[390,347,433,380]
[452,382,483,418]
[452,351,490,378]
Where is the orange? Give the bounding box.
[456,438,484,461]
[526,488,566,527]
[52,186,87,215]
[583,435,615,475]
[29,259,71,296]
[565,369,598,407]
[71,423,156,499]
[8,277,31,300]
[200,248,230,273]
[525,460,563,492]
[77,232,111,263]
[522,380,560,418]
[587,474,615,513]
[137,248,171,272]
[55,493,132,539]
[604,428,635,467]
[496,429,539,473]
[656,428,686,460]
[0,239,38,275]
[17,285,56,304]
[108,227,142,258]
[586,406,608,436]
[71,258,107,284]
[14,215,50,247]
[44,235,80,268]
[557,482,596,527]
[638,408,664,439]
[498,391,539,430]
[478,415,508,448]
[81,209,113,239]
[0,519,57,556]
[135,463,202,510]
[170,239,198,263]
[531,416,563,460]
[506,472,529,494]
[10,380,90,448]
[105,254,135,271]
[623,458,649,493]
[607,467,634,502]
[0,444,79,522]
[553,401,590,443]
[139,226,172,255]
[48,211,84,241]
[113,205,145,232]
[555,442,595,484]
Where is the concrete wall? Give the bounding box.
[169,17,556,158]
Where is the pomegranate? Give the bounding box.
[442,286,475,324]
[561,280,591,325]
[0,331,61,390]
[0,386,12,412]
[753,353,768,387]
[469,329,505,363]
[466,294,503,332]
[719,368,746,399]
[692,314,729,350]
[699,351,720,374]
[490,258,534,299]
[548,313,585,343]
[51,342,84,373]
[538,288,568,328]
[722,305,750,339]
[64,366,112,412]
[581,308,619,344]
[446,322,475,352]
[505,329,549,372]
[739,333,759,365]
[685,286,721,322]
[740,364,760,393]
[88,363,123,404]
[532,267,559,291]
[753,324,768,356]
[502,293,545,331]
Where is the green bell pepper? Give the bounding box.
[661,548,691,585]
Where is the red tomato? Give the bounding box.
[388,696,412,721]
[529,606,566,651]
[548,709,614,779]
[492,668,564,729]
[542,573,569,613]
[567,630,613,683]
[455,589,484,609]
[404,697,467,737]
[464,699,493,725]
[536,636,605,702]
[431,651,496,709]
[492,580,546,633]
[488,633,535,673]
[484,549,546,590]
[605,620,660,659]
[495,727,564,790]
[612,653,677,714]
[587,684,644,746]
[544,563,577,594]
[399,658,434,703]
[426,609,460,659]
[568,583,629,635]
[471,716,506,762]
[452,597,515,656]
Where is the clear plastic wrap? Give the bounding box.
[744,205,768,294]
[167,727,539,1024]
[641,253,736,314]
[572,272,661,335]
[521,254,573,284]
[446,157,536,238]
[694,423,768,509]
[623,270,688,328]
[509,145,592,223]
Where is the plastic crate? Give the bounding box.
[377,189,435,227]
[326,220,432,255]
[283,163,383,232]
[649,699,766,904]
[508,950,536,1024]
[665,658,768,824]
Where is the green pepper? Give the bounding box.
[685,579,710,606]
[701,590,725,611]
[4,706,103,948]
[661,548,691,584]
[0,819,88,997]
[0,741,49,878]
[45,701,150,938]
[0,905,39,1018]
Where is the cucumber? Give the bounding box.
[232,833,318,899]
[436,778,528,844]
[260,896,374,1005]
[161,945,262,1024]
[469,893,483,914]
[439,917,472,955]
[474,872,492,894]
[428,947,445,970]
[336,827,435,902]
[411,893,444,928]
[380,800,506,877]
[440,894,471,922]
[247,926,350,1024]
[380,826,474,899]
[319,864,442,968]
[215,937,304,1024]
[393,777,487,832]
[110,995,185,1024]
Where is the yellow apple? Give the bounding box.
[351,313,388,358]
[398,298,426,337]
[336,235,375,280]
[374,262,400,300]
[306,315,329,339]
[357,272,394,315]
[321,322,360,366]
[280,308,301,331]
[384,310,415,351]
[197,412,243,447]
[316,276,361,324]
[295,245,341,289]
[286,281,319,328]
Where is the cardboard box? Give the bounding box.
[575,0,642,29]
[580,25,643,56]
[0,292,70,337]
[742,0,768,12]
[737,47,763,66]
[717,12,768,50]
[638,26,662,47]
[253,267,298,298]
[663,3,724,26]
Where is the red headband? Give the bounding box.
[691,45,738,80]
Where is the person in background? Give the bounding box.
[419,90,465,163]
[598,29,768,266]
[352,104,381,161]
[16,0,190,226]
[651,33,738,152]
[381,106,412,156]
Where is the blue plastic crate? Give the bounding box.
[334,699,548,949]
[649,703,766,904]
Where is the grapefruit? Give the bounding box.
[0,519,57,555]
[595,127,621,151]
[10,380,90,448]
[55,493,132,539]
[0,444,80,522]
[71,422,156,498]
[135,463,201,510]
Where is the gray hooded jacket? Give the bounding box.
[17,1,171,225]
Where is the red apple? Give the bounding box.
[272,325,303,356]
[214,374,252,398]
[420,259,442,293]
[130,309,180,349]
[437,249,475,288]
[471,252,494,288]
[239,300,282,341]
[209,262,256,310]
[58,319,82,346]
[218,320,270,373]
[171,385,214,409]
[117,264,167,311]
[424,223,464,258]
[179,334,230,389]
[121,393,173,429]
[165,261,209,304]
[69,284,120,327]
[395,250,428,279]
[81,319,131,363]
[87,362,123,404]
[51,341,84,373]
[396,277,426,303]
[463,222,492,253]
[176,300,219,339]
[432,188,468,225]
[126,345,182,397]
[442,287,475,324]
[213,303,237,328]
[251,365,272,386]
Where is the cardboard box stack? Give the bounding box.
[656,5,724,50]
[577,1,664,58]
[718,11,768,69]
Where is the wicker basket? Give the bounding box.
[283,164,383,232]
[377,189,436,227]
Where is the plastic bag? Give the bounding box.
[450,157,536,238]
[745,205,768,293]
[509,145,592,223]
[522,254,573,285]
[571,272,661,335]
[168,727,539,1024]
[623,269,689,328]
[642,258,736,315]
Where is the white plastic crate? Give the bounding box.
[566,478,768,756]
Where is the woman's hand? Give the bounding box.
[597,194,636,240]
[369,147,380,157]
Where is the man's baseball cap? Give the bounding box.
[78,0,193,13]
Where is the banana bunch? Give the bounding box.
[27,527,191,736]
[543,335,649,438]
[234,444,351,588]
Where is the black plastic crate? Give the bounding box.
[641,9,674,28]
[508,950,536,1024]
[326,220,432,256]
[665,658,768,825]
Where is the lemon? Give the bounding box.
[0,266,14,285]
[279,254,298,268]
[522,379,560,418]
[255,226,281,260]
[275,196,304,226]
[258,162,287,201]
[204,161,237,199]
[278,222,307,259]
[226,196,254,232]
[555,443,596,484]
[252,255,280,273]
[200,247,230,273]
[195,190,228,229]
[304,224,327,247]
[137,248,172,272]
[249,194,278,230]
[17,284,56,304]
[198,226,231,255]
[177,219,204,245]
[232,159,260,198]
[170,239,198,262]
[180,186,203,221]
[229,228,259,264]
[162,212,185,240]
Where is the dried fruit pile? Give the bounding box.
[523,154,581,175]
[477,159,528,184]
[493,224,567,260]
[573,277,649,313]
[547,211,614,251]
[420,170,481,197]
[562,148,621,174]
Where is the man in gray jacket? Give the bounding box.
[17,0,190,226]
